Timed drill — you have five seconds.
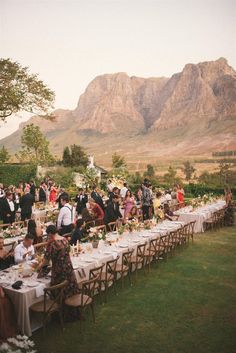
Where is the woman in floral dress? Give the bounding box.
[123,190,136,220]
[38,225,78,298]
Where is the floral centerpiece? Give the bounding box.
[2,225,25,239]
[143,220,152,230]
[0,335,36,353]
[125,219,140,232]
[84,228,106,248]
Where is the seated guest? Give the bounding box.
[163,203,175,221]
[91,186,104,211]
[27,219,43,244]
[127,205,139,220]
[57,194,74,235]
[70,219,85,245]
[104,195,122,225]
[14,234,35,264]
[0,236,14,270]
[89,198,104,225]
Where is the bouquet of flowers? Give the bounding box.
[88,228,106,242]
[125,219,139,232]
[0,335,36,353]
[3,225,25,239]
[143,220,152,230]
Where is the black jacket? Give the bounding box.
[39,187,46,202]
[104,201,122,224]
[0,198,16,223]
[75,194,88,214]
[91,191,104,211]
[20,193,34,215]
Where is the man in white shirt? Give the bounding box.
[14,234,35,264]
[120,183,128,199]
[57,194,74,235]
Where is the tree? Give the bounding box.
[62,145,89,169]
[16,123,54,165]
[182,161,196,181]
[163,166,181,186]
[144,164,155,178]
[112,153,126,169]
[218,162,231,185]
[0,146,10,163]
[0,58,55,121]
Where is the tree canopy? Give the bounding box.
[182,161,196,181]
[15,123,54,165]
[62,144,89,169]
[0,146,10,164]
[0,58,55,120]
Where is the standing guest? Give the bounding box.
[57,194,74,235]
[109,187,120,202]
[14,234,35,264]
[123,190,135,220]
[57,188,67,209]
[39,182,47,203]
[49,183,58,204]
[0,183,5,199]
[120,182,128,199]
[177,185,185,207]
[27,219,43,244]
[107,179,114,197]
[75,188,88,215]
[136,187,142,206]
[104,195,122,225]
[70,219,85,245]
[171,186,178,206]
[89,198,104,225]
[20,188,34,221]
[81,206,94,223]
[224,187,234,226]
[141,182,152,220]
[153,191,162,216]
[38,225,78,298]
[1,191,16,225]
[91,186,104,211]
[0,236,14,270]
[29,180,36,202]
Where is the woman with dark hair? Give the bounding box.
[127,205,139,220]
[27,219,43,244]
[163,203,175,221]
[123,190,135,220]
[70,219,85,245]
[224,187,234,226]
[38,225,78,298]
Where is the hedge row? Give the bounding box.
[0,164,37,186]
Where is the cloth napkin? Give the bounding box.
[35,283,46,298]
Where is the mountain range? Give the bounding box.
[1,57,236,170]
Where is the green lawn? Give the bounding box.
[34,225,236,353]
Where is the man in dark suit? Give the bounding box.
[1,191,16,224]
[39,182,47,202]
[91,186,104,211]
[75,188,88,215]
[104,195,122,225]
[29,180,36,202]
[20,188,34,221]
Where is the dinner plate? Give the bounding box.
[118,244,129,248]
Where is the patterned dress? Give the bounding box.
[44,238,78,298]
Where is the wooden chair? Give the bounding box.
[34,241,48,254]
[0,223,11,230]
[115,249,133,288]
[65,275,99,324]
[78,264,105,301]
[107,222,117,232]
[144,238,159,272]
[94,225,106,233]
[130,243,146,278]
[188,220,196,241]
[204,212,217,231]
[99,256,119,302]
[30,280,68,334]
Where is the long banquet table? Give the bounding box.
[0,200,227,336]
[0,219,184,336]
[174,200,226,233]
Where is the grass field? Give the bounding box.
[34,225,236,353]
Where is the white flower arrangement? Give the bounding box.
[0,335,36,353]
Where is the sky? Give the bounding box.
[0,0,236,138]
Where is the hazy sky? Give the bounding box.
[0,0,236,138]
